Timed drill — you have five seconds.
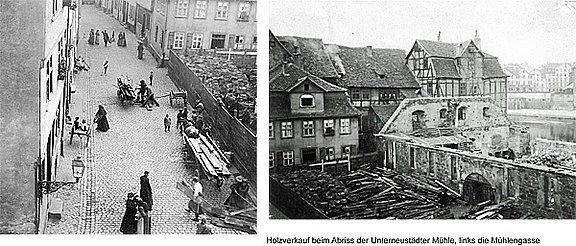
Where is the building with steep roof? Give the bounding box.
[269,63,361,170]
[406,32,508,111]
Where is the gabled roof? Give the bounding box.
[483,58,508,78]
[269,30,292,58]
[430,58,461,79]
[416,39,457,58]
[325,45,420,89]
[269,63,346,92]
[277,36,340,78]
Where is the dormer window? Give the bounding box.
[300,94,315,107]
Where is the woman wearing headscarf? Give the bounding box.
[119,193,138,234]
[95,30,100,45]
[224,176,250,209]
[94,105,110,132]
[88,29,95,45]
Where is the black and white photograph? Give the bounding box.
[269,0,576,220]
[0,0,256,235]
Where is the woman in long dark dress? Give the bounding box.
[88,29,95,45]
[94,105,110,132]
[95,30,100,45]
[120,193,138,234]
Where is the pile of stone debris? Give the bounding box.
[184,54,257,132]
[461,198,542,219]
[517,152,576,168]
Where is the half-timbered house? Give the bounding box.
[406,32,508,111]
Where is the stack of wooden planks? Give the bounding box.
[184,133,231,177]
[461,198,542,219]
[274,166,456,219]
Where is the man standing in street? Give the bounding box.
[189,176,203,221]
[140,171,153,210]
[164,114,171,132]
[149,71,154,85]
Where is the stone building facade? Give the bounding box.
[0,0,79,233]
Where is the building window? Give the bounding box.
[302,120,314,137]
[237,2,250,21]
[192,34,203,49]
[340,118,350,134]
[409,147,415,168]
[269,153,274,168]
[428,151,434,175]
[300,95,314,107]
[323,119,335,136]
[362,90,370,100]
[351,89,360,100]
[176,0,189,17]
[173,32,185,49]
[210,34,226,49]
[342,146,351,158]
[252,36,257,49]
[458,107,467,120]
[281,121,293,138]
[282,151,294,166]
[483,107,490,118]
[325,147,335,160]
[269,121,274,139]
[194,0,207,18]
[234,35,245,49]
[439,108,447,119]
[155,26,158,42]
[215,1,229,19]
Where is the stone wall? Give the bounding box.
[533,138,576,156]
[168,51,256,191]
[381,139,576,218]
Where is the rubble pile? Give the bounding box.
[274,166,455,219]
[184,54,257,132]
[517,152,576,168]
[461,198,542,219]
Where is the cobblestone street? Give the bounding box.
[46,5,241,234]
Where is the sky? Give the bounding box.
[270,0,576,67]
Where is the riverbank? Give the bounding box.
[508,109,576,120]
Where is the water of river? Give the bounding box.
[508,115,576,143]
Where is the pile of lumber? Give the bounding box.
[183,54,256,132]
[184,133,231,177]
[275,167,456,219]
[461,198,542,219]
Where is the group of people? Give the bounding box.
[178,100,209,138]
[88,29,127,47]
[120,171,154,234]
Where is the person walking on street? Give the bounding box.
[176,109,184,132]
[94,105,110,132]
[149,71,154,85]
[103,30,109,47]
[119,193,138,234]
[164,114,171,132]
[140,171,154,211]
[102,59,109,75]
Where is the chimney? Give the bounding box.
[366,46,373,57]
[474,30,481,50]
[294,45,302,67]
[437,31,441,42]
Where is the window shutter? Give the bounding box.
[167,31,175,49]
[275,152,283,166]
[186,32,193,49]
[319,148,326,161]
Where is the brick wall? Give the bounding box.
[168,51,256,191]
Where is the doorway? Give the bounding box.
[463,173,495,205]
[301,148,317,164]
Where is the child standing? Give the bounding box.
[164,114,171,132]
